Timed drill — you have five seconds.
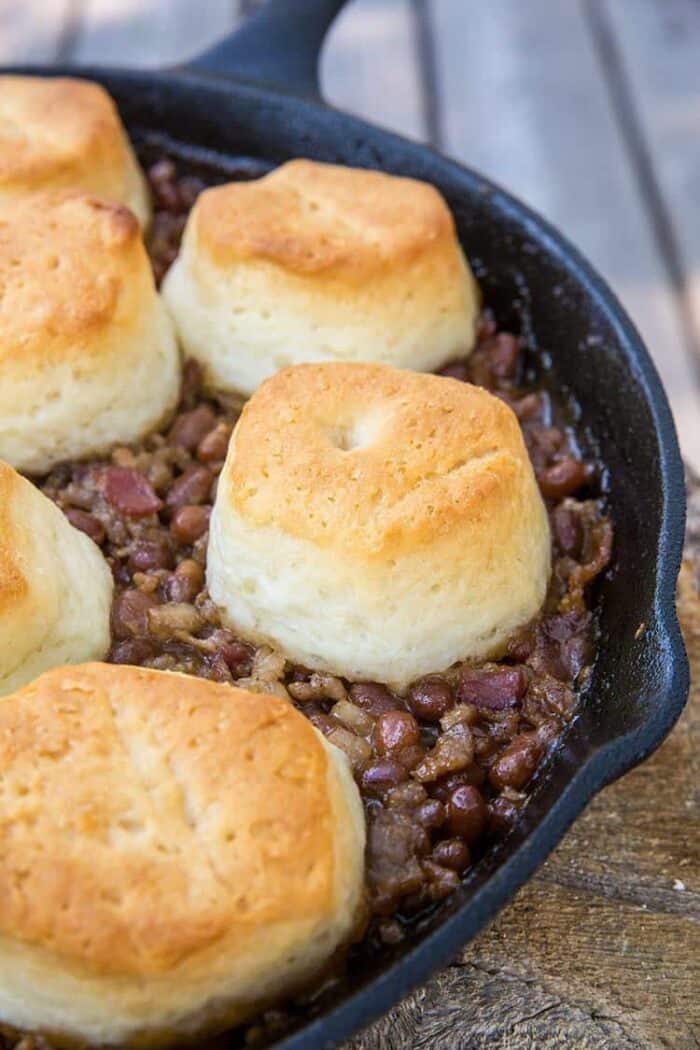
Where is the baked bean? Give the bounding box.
[489,733,542,791]
[458,665,528,710]
[538,458,588,501]
[407,676,454,721]
[488,796,520,835]
[64,507,105,545]
[349,682,404,716]
[162,559,204,603]
[375,711,420,754]
[431,767,486,804]
[168,405,217,451]
[165,465,213,510]
[111,590,158,639]
[170,504,211,544]
[486,332,520,379]
[416,799,446,829]
[552,503,583,556]
[361,759,408,797]
[446,785,488,842]
[196,422,232,463]
[431,838,470,872]
[129,536,173,572]
[100,466,162,516]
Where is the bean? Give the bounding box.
[458,666,528,710]
[488,796,520,835]
[162,559,204,603]
[487,332,520,379]
[446,785,488,843]
[431,838,470,872]
[488,733,542,791]
[165,465,213,510]
[129,536,173,572]
[111,590,158,639]
[349,682,404,717]
[538,458,588,501]
[360,759,408,797]
[375,711,420,754]
[65,508,104,546]
[415,799,446,829]
[431,767,486,803]
[170,504,211,544]
[552,503,583,556]
[407,676,454,721]
[197,422,231,463]
[100,467,162,516]
[168,405,217,451]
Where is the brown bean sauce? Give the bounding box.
[20,154,613,1048]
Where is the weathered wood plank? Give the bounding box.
[321,0,426,141]
[598,0,700,371]
[72,0,237,68]
[428,0,700,471]
[72,0,427,139]
[348,552,700,1049]
[0,0,77,63]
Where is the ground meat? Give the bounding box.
[32,154,614,1009]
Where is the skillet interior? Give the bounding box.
[4,64,689,1049]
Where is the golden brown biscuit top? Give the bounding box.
[193,159,456,278]
[0,462,28,616]
[0,664,334,976]
[0,76,128,189]
[0,192,143,366]
[223,362,531,558]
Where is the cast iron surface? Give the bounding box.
[6,1,689,1045]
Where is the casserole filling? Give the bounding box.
[36,156,613,947]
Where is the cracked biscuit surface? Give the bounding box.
[0,663,364,1047]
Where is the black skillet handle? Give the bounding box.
[184,0,350,98]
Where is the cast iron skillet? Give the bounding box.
[9,1,690,1046]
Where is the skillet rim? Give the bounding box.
[1,63,690,1050]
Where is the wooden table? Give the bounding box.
[2,2,699,1045]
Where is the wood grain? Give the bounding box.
[428,0,700,471]
[598,0,700,372]
[71,0,238,68]
[0,0,77,62]
[321,0,426,141]
[347,500,700,1049]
